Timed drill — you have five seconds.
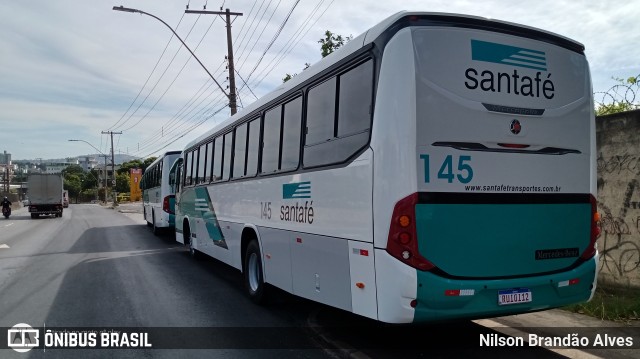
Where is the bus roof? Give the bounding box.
[146,151,182,168]
[184,11,585,151]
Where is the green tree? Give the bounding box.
[283,30,351,83]
[115,172,130,194]
[82,169,100,191]
[283,63,310,83]
[11,173,27,184]
[142,157,158,174]
[117,159,144,175]
[319,30,352,58]
[595,74,640,116]
[63,173,82,200]
[61,164,84,177]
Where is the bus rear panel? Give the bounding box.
[372,15,597,323]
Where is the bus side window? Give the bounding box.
[198,143,207,184]
[262,106,282,173]
[222,132,233,181]
[246,118,261,177]
[281,96,302,171]
[303,59,373,168]
[213,137,223,181]
[176,163,182,192]
[233,123,248,179]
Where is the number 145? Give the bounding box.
[420,155,474,184]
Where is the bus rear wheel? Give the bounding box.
[144,208,151,227]
[244,240,267,304]
[152,211,160,236]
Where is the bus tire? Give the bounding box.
[244,240,267,304]
[144,208,151,227]
[184,222,200,260]
[152,211,159,236]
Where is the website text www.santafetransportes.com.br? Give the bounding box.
[464,184,562,193]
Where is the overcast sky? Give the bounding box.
[1,0,638,160]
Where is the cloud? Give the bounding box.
[1,0,638,160]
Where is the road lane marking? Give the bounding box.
[3,222,14,227]
[0,244,9,249]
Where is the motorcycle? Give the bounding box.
[2,206,10,219]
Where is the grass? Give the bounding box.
[563,285,640,323]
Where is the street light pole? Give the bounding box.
[112,5,234,114]
[68,139,109,204]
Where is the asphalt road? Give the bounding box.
[0,204,635,358]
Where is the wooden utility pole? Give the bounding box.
[185,8,242,115]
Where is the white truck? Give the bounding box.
[27,173,64,218]
[63,190,69,208]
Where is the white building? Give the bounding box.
[44,158,79,174]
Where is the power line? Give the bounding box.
[245,0,334,91]
[137,103,228,158]
[234,0,278,68]
[112,15,205,132]
[233,0,268,57]
[134,78,216,148]
[232,0,257,44]
[107,14,187,132]
[235,69,259,100]
[252,0,326,76]
[132,87,226,154]
[242,0,301,85]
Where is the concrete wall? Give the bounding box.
[596,109,640,288]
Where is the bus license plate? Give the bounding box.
[498,288,532,305]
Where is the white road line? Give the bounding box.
[3,222,14,227]
[0,244,9,249]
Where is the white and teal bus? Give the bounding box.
[141,151,181,235]
[174,11,600,323]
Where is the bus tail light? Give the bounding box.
[581,195,600,260]
[386,193,435,271]
[163,195,175,214]
[497,143,530,149]
[558,278,580,287]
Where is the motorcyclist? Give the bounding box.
[1,196,11,215]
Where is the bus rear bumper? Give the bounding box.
[412,253,598,323]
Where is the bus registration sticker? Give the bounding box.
[498,288,532,305]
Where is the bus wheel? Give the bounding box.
[152,212,159,236]
[144,208,151,227]
[185,223,200,259]
[244,240,267,304]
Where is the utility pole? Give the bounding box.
[185,8,242,115]
[98,154,108,203]
[101,131,122,205]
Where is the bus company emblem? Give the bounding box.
[283,181,311,199]
[535,248,579,260]
[470,40,547,71]
[510,119,522,134]
[464,39,555,99]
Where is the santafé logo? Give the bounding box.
[282,181,311,199]
[464,39,555,99]
[470,39,547,71]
